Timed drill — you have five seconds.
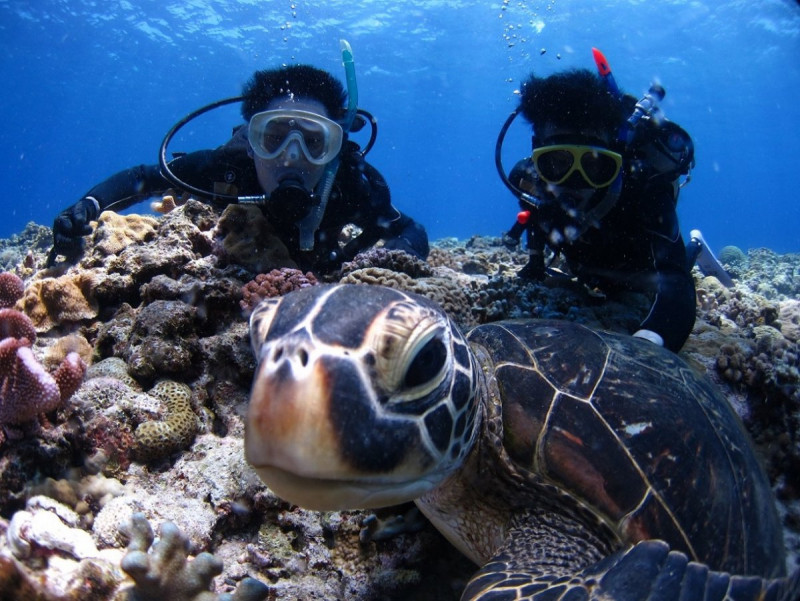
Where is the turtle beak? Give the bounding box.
[245,337,445,511]
[246,338,342,480]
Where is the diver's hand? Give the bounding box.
[46,197,100,267]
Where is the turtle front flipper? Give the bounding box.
[462,539,800,601]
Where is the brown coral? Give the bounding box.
[340,268,476,327]
[240,268,318,314]
[43,333,93,372]
[339,247,434,279]
[134,380,198,462]
[214,204,295,272]
[22,272,99,331]
[92,212,159,256]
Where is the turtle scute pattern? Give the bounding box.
[466,319,785,579]
[134,380,198,461]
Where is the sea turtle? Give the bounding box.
[245,284,799,600]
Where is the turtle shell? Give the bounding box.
[466,319,784,578]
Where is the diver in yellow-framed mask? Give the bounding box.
[495,49,700,352]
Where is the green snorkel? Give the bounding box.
[296,39,359,250]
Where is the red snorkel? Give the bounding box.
[592,47,620,98]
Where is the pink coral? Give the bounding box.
[0,308,37,342]
[240,268,318,314]
[1,305,87,426]
[0,339,59,424]
[0,272,24,309]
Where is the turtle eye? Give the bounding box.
[404,337,447,389]
[370,301,451,395]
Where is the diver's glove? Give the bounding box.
[632,329,664,346]
[46,196,100,267]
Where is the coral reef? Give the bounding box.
[338,247,434,279]
[739,248,800,300]
[719,245,748,277]
[1,204,799,598]
[92,212,159,257]
[22,271,100,331]
[240,268,318,315]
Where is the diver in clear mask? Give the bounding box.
[496,53,697,353]
[47,45,429,273]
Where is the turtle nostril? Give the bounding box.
[298,349,309,367]
[272,347,284,362]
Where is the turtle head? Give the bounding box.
[246,284,480,511]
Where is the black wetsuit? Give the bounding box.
[510,158,696,352]
[54,126,428,274]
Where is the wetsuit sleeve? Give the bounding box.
[80,149,228,213]
[637,183,697,352]
[80,164,171,213]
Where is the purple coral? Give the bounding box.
[0,308,37,342]
[0,272,24,309]
[240,268,318,314]
[0,281,88,427]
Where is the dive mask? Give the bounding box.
[532,144,623,189]
[248,109,344,165]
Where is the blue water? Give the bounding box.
[1,0,799,255]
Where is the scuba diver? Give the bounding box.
[496,49,709,352]
[47,42,429,273]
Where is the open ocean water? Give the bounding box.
[1,0,798,255]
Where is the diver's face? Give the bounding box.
[532,123,617,245]
[251,97,330,196]
[535,122,614,201]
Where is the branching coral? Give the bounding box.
[239,268,318,314]
[0,307,37,341]
[118,513,269,601]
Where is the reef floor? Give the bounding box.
[0,203,798,599]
